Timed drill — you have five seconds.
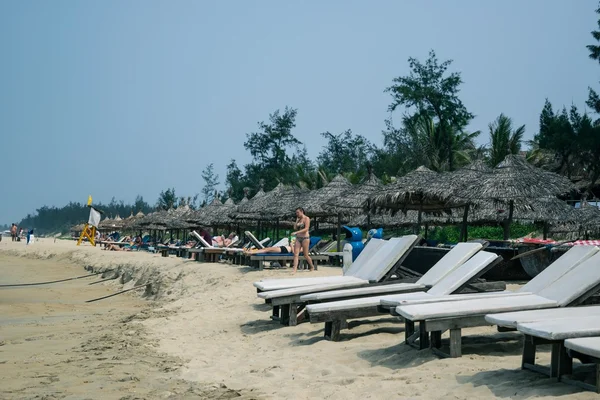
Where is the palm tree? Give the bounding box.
[488,114,525,167]
[402,114,481,172]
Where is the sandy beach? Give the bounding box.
[0,238,598,399]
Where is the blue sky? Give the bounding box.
[1,0,598,225]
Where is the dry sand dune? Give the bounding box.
[0,238,598,399]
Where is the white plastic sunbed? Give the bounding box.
[253,237,389,292]
[258,235,419,326]
[564,337,600,392]
[305,250,501,340]
[515,316,600,381]
[394,248,600,358]
[258,236,418,301]
[381,244,600,310]
[485,305,600,329]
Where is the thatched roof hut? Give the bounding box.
[98,215,124,231]
[328,171,382,215]
[450,155,575,206]
[261,185,310,220]
[370,166,453,214]
[447,155,577,239]
[232,182,289,221]
[294,174,352,217]
[190,197,235,226]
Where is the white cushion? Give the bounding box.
[517,317,600,341]
[565,337,600,359]
[417,242,483,286]
[538,252,600,306]
[344,238,387,277]
[395,294,558,321]
[353,235,418,282]
[382,291,529,307]
[254,276,364,291]
[299,282,426,302]
[426,251,498,296]
[520,245,599,294]
[485,305,600,328]
[257,279,369,300]
[306,290,431,313]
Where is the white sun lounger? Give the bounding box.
[258,236,419,301]
[486,305,600,329]
[563,337,600,392]
[258,235,420,326]
[305,250,501,340]
[253,237,389,292]
[381,244,600,310]
[394,249,600,358]
[514,316,600,381]
[301,242,485,303]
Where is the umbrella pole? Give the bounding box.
[460,204,470,242]
[415,201,423,235]
[336,212,342,252]
[503,200,514,241]
[543,222,549,240]
[276,219,279,242]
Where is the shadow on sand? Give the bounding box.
[239,319,284,335]
[456,368,585,398]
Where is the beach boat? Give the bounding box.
[402,241,530,281]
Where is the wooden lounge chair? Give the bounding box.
[257,236,420,326]
[564,337,600,392]
[381,244,600,311]
[305,249,502,341]
[394,247,600,358]
[249,237,328,270]
[188,231,268,262]
[253,237,395,292]
[512,315,600,379]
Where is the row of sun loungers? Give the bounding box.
[252,235,600,392]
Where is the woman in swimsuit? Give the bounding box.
[244,239,294,255]
[291,207,314,273]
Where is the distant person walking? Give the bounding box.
[10,223,17,241]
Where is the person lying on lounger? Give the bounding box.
[212,232,238,247]
[244,239,295,255]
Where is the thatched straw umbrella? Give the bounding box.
[449,155,576,240]
[191,196,236,230]
[370,166,450,213]
[294,174,352,217]
[369,166,457,239]
[232,182,288,222]
[328,169,383,226]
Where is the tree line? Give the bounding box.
[14,3,600,235]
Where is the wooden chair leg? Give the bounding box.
[419,323,429,350]
[431,331,442,349]
[289,303,298,326]
[522,335,536,370]
[556,342,572,379]
[280,304,290,325]
[449,329,462,358]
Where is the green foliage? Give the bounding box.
[225,159,246,201]
[156,188,177,210]
[201,163,220,204]
[17,197,154,235]
[385,50,474,171]
[488,113,525,167]
[242,106,304,191]
[316,129,373,177]
[425,223,538,242]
